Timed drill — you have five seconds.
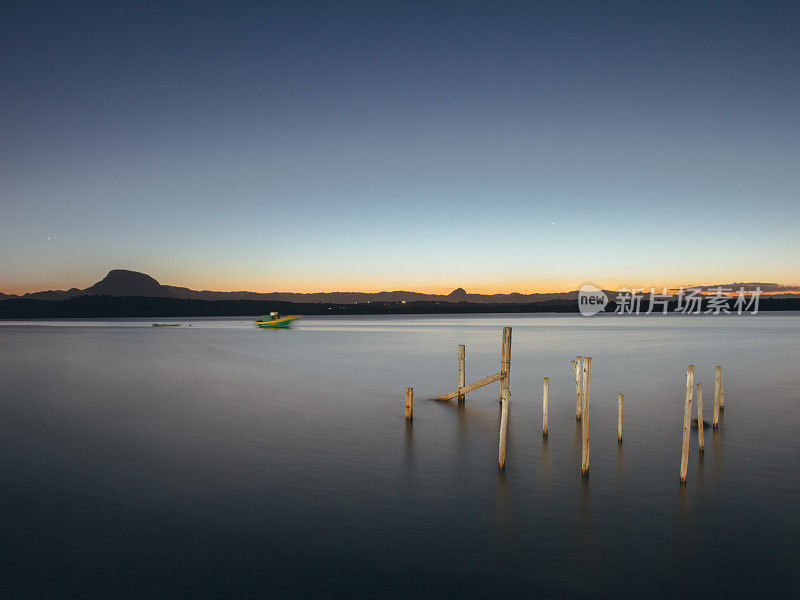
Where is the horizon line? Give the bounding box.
[3,269,800,298]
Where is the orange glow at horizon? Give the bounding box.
[4,272,800,297]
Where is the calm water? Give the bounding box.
[0,314,798,598]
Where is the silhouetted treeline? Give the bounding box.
[604,299,800,313]
[0,295,798,319]
[0,295,579,318]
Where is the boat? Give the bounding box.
[255,312,300,328]
[152,323,180,327]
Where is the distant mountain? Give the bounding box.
[448,287,468,301]
[20,288,82,300]
[3,269,799,304]
[673,282,800,298]
[82,270,173,297]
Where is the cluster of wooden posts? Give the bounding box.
[405,326,725,483]
[679,364,725,483]
[569,355,593,476]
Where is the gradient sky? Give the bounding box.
[2,1,799,294]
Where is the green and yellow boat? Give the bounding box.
[255,312,300,328]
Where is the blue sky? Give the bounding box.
[2,1,798,293]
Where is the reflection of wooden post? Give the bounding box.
[542,377,549,436]
[618,393,623,444]
[680,366,694,483]
[713,366,721,428]
[457,345,466,402]
[581,357,591,476]
[405,388,413,420]
[572,357,583,420]
[697,382,704,453]
[498,327,512,468]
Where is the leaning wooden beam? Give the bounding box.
[435,372,506,401]
[680,365,695,484]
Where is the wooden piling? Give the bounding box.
[713,365,721,429]
[498,326,512,469]
[572,356,583,420]
[499,327,511,404]
[500,327,511,405]
[499,330,506,403]
[618,393,623,444]
[581,357,591,476]
[697,382,704,453]
[498,392,509,469]
[719,367,725,410]
[405,387,413,420]
[457,345,466,402]
[680,366,694,483]
[542,377,549,437]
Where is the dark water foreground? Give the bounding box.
[0,314,798,598]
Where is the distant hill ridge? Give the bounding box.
[5,269,583,304]
[3,269,800,304]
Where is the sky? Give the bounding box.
[1,1,799,294]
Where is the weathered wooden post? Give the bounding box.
[500,326,511,405]
[617,393,623,444]
[581,357,592,476]
[713,365,721,428]
[498,396,509,469]
[680,366,694,483]
[697,382,704,453]
[719,367,725,410]
[457,345,466,402]
[571,356,583,420]
[542,377,549,437]
[498,326,512,469]
[405,387,413,420]
[499,328,511,404]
